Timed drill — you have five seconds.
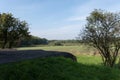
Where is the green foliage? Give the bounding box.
[48,40,81,46]
[80,9,120,67]
[0,13,30,48]
[0,56,120,80]
[53,41,63,46]
[19,35,48,47]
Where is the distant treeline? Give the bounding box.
[18,37,82,47]
[18,36,48,47]
[48,40,81,46]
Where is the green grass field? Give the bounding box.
[0,56,120,80]
[0,46,118,80]
[17,45,95,55]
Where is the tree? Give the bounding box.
[80,9,120,67]
[0,13,30,48]
[18,36,48,47]
[0,13,13,48]
[8,20,30,48]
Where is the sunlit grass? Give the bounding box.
[77,55,102,65]
[17,45,95,55]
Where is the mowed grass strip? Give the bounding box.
[0,56,120,80]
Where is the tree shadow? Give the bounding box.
[67,62,120,80]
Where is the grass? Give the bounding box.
[0,56,120,80]
[77,55,102,65]
[17,45,95,55]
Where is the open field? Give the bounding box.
[0,46,119,80]
[17,45,96,56]
[0,56,120,80]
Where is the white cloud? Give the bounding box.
[67,0,120,23]
[1,0,120,40]
[35,0,120,40]
[31,24,82,40]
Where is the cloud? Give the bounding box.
[63,0,120,40]
[66,0,120,22]
[32,24,82,40]
[1,0,120,40]
[38,0,120,40]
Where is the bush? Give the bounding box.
[54,42,63,46]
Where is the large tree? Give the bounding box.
[80,9,120,67]
[0,13,30,48]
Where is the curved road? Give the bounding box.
[0,50,77,64]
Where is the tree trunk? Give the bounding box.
[2,30,8,49]
[8,41,13,49]
[2,38,7,49]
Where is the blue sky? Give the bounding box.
[0,0,120,40]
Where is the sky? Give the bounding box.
[0,0,120,40]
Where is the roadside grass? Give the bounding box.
[0,56,120,80]
[77,55,102,65]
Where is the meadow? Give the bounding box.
[17,45,96,56]
[0,45,119,80]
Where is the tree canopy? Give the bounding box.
[80,9,120,67]
[0,13,30,48]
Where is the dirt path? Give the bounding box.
[0,50,77,64]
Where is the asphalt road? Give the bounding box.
[0,50,77,64]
